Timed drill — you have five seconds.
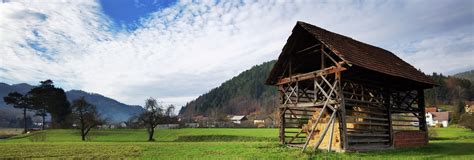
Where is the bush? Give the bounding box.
[428,128,438,140]
[459,113,474,130]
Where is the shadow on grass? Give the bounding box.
[347,142,474,159]
[430,136,474,140]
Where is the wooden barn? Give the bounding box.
[266,21,436,152]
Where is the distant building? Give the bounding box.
[426,112,449,127]
[465,102,474,114]
[119,122,127,128]
[254,120,265,125]
[156,124,180,129]
[253,115,275,128]
[185,123,199,128]
[425,107,438,112]
[230,115,247,124]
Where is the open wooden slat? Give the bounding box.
[346,128,389,132]
[348,133,389,137]
[347,110,388,116]
[345,103,387,111]
[392,124,419,127]
[391,119,419,122]
[283,108,318,112]
[348,139,390,143]
[345,99,382,105]
[346,116,388,121]
[351,122,389,126]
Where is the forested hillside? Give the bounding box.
[425,72,474,105]
[179,61,474,120]
[454,70,474,82]
[179,61,278,120]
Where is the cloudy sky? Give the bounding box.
[1,0,473,107]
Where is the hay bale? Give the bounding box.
[303,110,342,151]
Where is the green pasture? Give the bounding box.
[0,127,472,159]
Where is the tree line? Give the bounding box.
[3,80,177,141]
[3,80,71,133]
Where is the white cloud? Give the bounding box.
[0,0,473,108]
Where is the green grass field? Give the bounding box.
[0,127,473,159]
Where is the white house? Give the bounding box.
[426,112,449,127]
[230,115,247,124]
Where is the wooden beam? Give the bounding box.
[328,114,335,152]
[417,89,428,144]
[348,133,389,137]
[346,128,389,132]
[339,74,349,151]
[352,122,389,126]
[347,110,388,116]
[348,139,389,143]
[383,89,394,148]
[294,44,321,55]
[277,64,346,85]
[279,107,286,144]
[346,116,388,121]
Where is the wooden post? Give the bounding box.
[328,116,335,152]
[338,73,349,151]
[417,89,428,144]
[384,89,393,148]
[280,107,286,144]
[321,46,325,69]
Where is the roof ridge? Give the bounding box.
[295,21,434,85]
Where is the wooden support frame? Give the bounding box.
[274,41,430,152]
[277,43,346,152]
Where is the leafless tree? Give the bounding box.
[139,97,164,141]
[71,97,104,141]
[138,98,178,141]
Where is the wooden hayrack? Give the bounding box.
[267,21,435,152]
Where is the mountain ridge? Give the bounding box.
[454,70,474,82]
[0,82,144,123]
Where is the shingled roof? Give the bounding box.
[267,21,435,87]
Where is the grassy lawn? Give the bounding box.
[0,127,473,159]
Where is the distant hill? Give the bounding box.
[0,83,35,108]
[66,90,143,122]
[0,82,144,123]
[454,70,474,82]
[179,61,278,119]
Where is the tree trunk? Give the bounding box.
[42,112,45,130]
[148,127,154,141]
[23,107,27,134]
[81,127,85,141]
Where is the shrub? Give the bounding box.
[459,113,474,131]
[428,128,438,140]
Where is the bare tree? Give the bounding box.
[71,97,104,141]
[139,97,164,141]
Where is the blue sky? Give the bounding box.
[99,0,176,31]
[0,0,473,107]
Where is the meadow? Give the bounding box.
[0,127,473,159]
